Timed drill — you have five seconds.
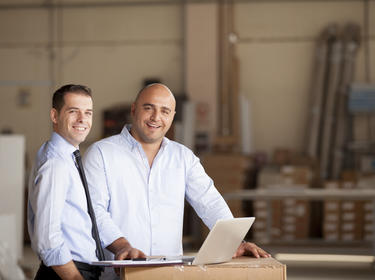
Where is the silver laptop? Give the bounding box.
[180,217,255,265]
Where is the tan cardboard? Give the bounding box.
[121,257,286,280]
[272,148,292,165]
[323,181,341,240]
[202,154,252,170]
[201,153,252,219]
[255,165,312,241]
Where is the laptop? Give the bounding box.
[182,217,255,265]
[92,217,255,267]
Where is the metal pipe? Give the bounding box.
[0,0,363,10]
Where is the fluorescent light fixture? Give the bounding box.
[275,253,375,263]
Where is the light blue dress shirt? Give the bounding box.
[83,125,233,259]
[27,132,98,266]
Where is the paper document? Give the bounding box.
[91,258,184,267]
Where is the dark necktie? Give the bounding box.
[73,150,105,261]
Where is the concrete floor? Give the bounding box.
[19,245,40,280]
[17,244,375,280]
[286,263,375,280]
[265,244,375,280]
[281,259,375,280]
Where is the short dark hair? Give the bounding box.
[52,84,92,112]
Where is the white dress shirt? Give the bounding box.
[27,132,98,266]
[83,125,233,262]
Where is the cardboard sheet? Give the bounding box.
[121,257,286,280]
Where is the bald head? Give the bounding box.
[135,83,176,107]
[130,83,176,146]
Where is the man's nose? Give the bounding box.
[150,109,161,121]
[77,111,86,122]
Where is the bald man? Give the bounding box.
[84,84,269,280]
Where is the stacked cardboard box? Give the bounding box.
[323,173,375,241]
[363,200,374,241]
[340,180,363,241]
[281,165,311,241]
[198,154,252,240]
[252,200,283,243]
[253,166,279,243]
[358,175,375,241]
[323,181,341,241]
[254,165,312,243]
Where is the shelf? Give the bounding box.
[224,188,375,201]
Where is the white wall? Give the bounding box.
[0,0,374,164]
[0,4,51,169]
[0,135,25,259]
[235,0,375,154]
[0,1,183,164]
[59,4,184,150]
[185,3,218,139]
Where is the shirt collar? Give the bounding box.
[121,124,170,149]
[50,132,79,158]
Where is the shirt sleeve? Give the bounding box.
[184,150,233,230]
[83,144,123,248]
[28,159,72,266]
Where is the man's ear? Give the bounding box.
[130,103,136,117]
[50,108,58,124]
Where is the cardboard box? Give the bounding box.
[272,148,292,165]
[339,179,361,241]
[202,154,253,170]
[121,257,286,280]
[322,178,375,241]
[323,181,341,241]
[281,166,313,185]
[255,165,312,242]
[199,153,252,235]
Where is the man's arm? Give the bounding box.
[184,151,270,258]
[29,159,76,266]
[52,261,84,280]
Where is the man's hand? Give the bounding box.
[114,243,146,260]
[107,237,146,260]
[233,241,271,258]
[107,237,146,275]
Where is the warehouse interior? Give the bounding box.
[1,0,375,279]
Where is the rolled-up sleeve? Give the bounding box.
[83,144,123,248]
[28,159,72,266]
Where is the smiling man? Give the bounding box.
[83,83,269,280]
[28,84,144,280]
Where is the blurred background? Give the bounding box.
[0,0,375,279]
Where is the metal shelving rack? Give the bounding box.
[224,188,375,261]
